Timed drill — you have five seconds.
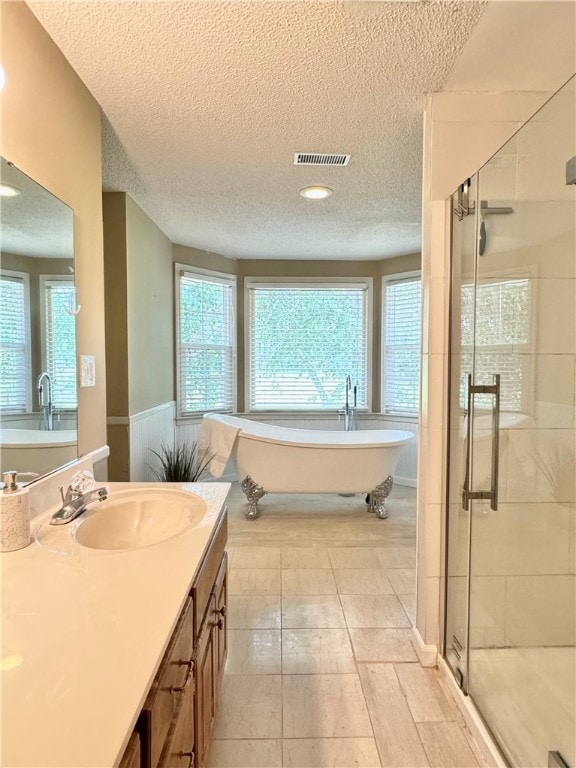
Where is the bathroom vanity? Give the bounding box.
[1,481,230,768]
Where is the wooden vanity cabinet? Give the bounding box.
[119,731,141,768]
[131,508,228,768]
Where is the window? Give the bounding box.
[382,273,421,415]
[41,277,78,409]
[176,267,236,416]
[0,271,31,412]
[247,280,370,411]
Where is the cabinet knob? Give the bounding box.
[218,606,227,617]
[215,618,224,630]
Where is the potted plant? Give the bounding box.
[149,441,214,482]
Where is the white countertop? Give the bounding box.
[1,481,230,768]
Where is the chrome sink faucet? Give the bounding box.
[50,484,108,525]
[37,371,54,431]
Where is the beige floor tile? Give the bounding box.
[232,546,281,569]
[207,739,282,768]
[283,674,373,738]
[394,664,458,722]
[227,595,281,629]
[281,547,331,569]
[376,543,416,569]
[282,569,338,595]
[341,594,411,628]
[358,663,430,767]
[328,547,383,569]
[228,568,281,595]
[334,568,395,595]
[225,629,281,674]
[349,628,418,663]
[282,629,356,674]
[416,722,479,767]
[386,568,416,595]
[213,674,282,738]
[398,594,416,624]
[281,595,346,628]
[283,738,381,768]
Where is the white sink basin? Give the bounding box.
[74,488,207,551]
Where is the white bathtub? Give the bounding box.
[201,414,413,519]
[0,429,77,477]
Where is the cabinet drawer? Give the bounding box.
[119,731,141,768]
[159,669,195,768]
[191,510,227,638]
[141,598,194,768]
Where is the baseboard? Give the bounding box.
[411,626,438,667]
[438,658,508,768]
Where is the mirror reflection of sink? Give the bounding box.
[74,488,207,551]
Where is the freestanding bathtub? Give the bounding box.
[199,414,413,519]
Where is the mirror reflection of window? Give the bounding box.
[0,270,31,412]
[41,277,77,410]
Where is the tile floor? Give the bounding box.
[207,483,483,768]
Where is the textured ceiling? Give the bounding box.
[0,158,74,259]
[28,1,487,260]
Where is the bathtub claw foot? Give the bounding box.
[241,475,266,519]
[368,476,393,519]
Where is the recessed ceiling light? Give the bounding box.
[0,183,21,198]
[300,186,333,200]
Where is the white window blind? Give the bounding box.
[0,272,30,412]
[177,269,236,415]
[43,279,78,409]
[248,282,369,410]
[382,275,421,414]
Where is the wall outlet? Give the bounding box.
[80,355,96,387]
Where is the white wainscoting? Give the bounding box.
[175,413,418,486]
[129,402,176,481]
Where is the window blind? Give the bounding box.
[178,271,236,415]
[248,283,369,410]
[382,275,421,414]
[0,273,29,412]
[43,280,78,409]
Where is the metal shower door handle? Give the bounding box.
[462,374,500,512]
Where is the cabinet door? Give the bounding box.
[213,553,227,687]
[194,596,216,768]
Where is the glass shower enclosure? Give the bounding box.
[445,76,575,768]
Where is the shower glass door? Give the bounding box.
[446,75,575,768]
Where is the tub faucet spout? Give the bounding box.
[339,376,356,431]
[37,372,54,431]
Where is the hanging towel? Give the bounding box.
[198,414,240,478]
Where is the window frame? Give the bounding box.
[245,276,373,413]
[175,264,237,419]
[0,269,32,414]
[381,270,422,418]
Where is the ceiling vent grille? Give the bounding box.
[294,152,351,167]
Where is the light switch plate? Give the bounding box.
[80,355,96,388]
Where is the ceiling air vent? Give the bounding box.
[294,152,351,167]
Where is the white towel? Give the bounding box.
[198,414,240,478]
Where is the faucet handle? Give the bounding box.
[70,469,94,494]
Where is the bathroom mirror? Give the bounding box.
[0,158,77,481]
